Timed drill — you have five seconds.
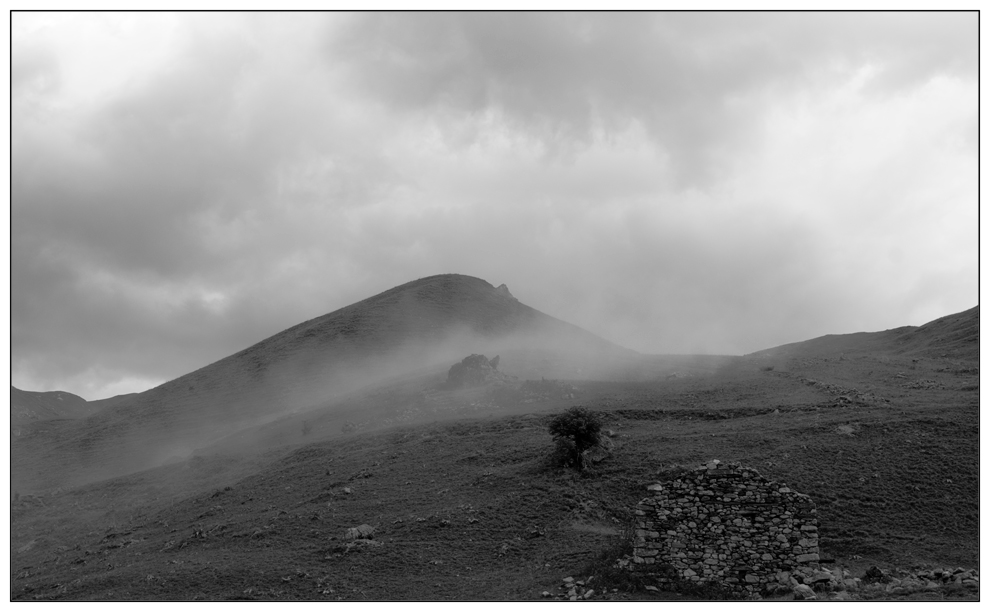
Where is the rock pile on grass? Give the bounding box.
[542,576,603,601]
[858,565,980,596]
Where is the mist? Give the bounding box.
[11,275,663,493]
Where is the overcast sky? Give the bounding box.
[11,11,978,400]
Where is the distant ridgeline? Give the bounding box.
[630,460,824,597]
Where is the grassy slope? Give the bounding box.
[750,305,979,362]
[10,345,979,601]
[10,387,101,425]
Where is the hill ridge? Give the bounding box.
[748,305,978,361]
[11,274,636,491]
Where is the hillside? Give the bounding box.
[11,274,639,493]
[88,392,140,412]
[10,387,102,426]
[748,306,979,362]
[10,346,979,601]
[9,292,980,601]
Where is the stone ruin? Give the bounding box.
[631,460,821,597]
[446,354,503,388]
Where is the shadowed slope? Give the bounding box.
[12,274,636,492]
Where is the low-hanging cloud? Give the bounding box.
[11,12,978,399]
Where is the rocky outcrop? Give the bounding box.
[446,354,504,388]
[631,460,820,597]
[495,284,515,300]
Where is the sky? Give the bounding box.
[10,11,979,400]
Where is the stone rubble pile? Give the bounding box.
[858,565,980,595]
[631,460,820,597]
[542,576,612,601]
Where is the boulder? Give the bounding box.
[792,584,816,600]
[810,569,835,584]
[344,524,376,540]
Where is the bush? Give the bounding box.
[548,406,603,472]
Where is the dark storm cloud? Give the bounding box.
[10,12,978,398]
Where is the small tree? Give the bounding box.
[548,406,603,472]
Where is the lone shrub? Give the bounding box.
[548,406,603,472]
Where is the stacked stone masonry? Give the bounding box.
[633,460,820,597]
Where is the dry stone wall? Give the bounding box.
[632,460,820,596]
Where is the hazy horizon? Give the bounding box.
[11,12,978,400]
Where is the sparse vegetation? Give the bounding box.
[9,386,980,600]
[8,278,978,601]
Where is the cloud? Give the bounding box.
[10,12,978,398]
[325,12,976,185]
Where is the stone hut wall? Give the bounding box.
[632,460,819,596]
